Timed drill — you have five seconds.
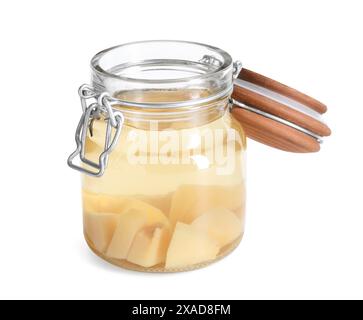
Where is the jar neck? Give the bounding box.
[90,41,235,130]
[90,41,234,108]
[112,93,231,130]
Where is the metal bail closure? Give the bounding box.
[67,85,124,177]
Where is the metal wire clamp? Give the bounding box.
[67,85,124,177]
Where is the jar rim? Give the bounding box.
[90,40,233,84]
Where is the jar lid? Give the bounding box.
[231,68,331,152]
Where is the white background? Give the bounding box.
[0,0,362,300]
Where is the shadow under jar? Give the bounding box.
[73,41,246,272]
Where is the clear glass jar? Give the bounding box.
[72,41,246,272]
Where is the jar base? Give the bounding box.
[84,232,243,273]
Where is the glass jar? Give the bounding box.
[69,41,246,272]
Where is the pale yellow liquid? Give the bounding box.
[82,90,246,272]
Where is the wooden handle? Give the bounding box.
[238,69,327,114]
[231,107,321,153]
[232,84,331,137]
